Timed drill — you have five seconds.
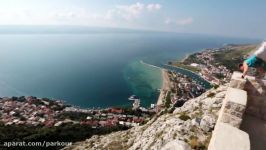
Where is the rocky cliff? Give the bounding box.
[63,85,227,150]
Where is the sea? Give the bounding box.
[0,31,259,108]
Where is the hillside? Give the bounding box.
[63,43,263,150]
[63,85,227,150]
[182,44,257,72]
[170,44,258,85]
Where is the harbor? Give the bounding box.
[134,60,210,110]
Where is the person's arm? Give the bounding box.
[242,62,249,78]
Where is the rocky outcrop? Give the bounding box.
[64,71,266,150]
[161,140,191,150]
[63,86,227,150]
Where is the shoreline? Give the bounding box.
[140,59,209,106]
[157,69,170,106]
[164,64,212,85]
[140,59,210,86]
[140,60,162,69]
[139,60,170,106]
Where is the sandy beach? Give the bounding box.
[139,60,170,106]
[157,69,171,106]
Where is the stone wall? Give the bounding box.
[208,122,250,150]
[229,71,266,120]
[208,72,253,150]
[216,87,247,128]
[244,78,266,120]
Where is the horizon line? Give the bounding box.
[0,25,262,40]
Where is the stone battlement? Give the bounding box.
[217,87,247,127]
[209,71,266,150]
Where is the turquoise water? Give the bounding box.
[0,33,259,108]
[123,59,162,107]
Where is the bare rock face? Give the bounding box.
[200,115,216,132]
[63,86,227,150]
[161,140,191,150]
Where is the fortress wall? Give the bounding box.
[208,72,255,150]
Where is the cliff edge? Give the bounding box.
[64,71,266,150]
[63,85,227,150]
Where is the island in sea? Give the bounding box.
[0,43,257,149]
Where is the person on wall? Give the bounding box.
[239,41,266,78]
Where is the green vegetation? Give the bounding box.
[173,132,178,139]
[213,73,225,79]
[203,134,212,149]
[179,112,191,121]
[107,141,125,150]
[56,112,89,121]
[170,62,201,73]
[123,108,153,117]
[212,45,257,71]
[183,53,205,65]
[0,123,129,150]
[182,44,257,72]
[207,92,215,98]
[164,92,171,108]
[189,136,206,150]
[213,84,219,89]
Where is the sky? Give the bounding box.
[0,0,265,38]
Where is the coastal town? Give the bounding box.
[185,48,232,85]
[157,69,206,109]
[0,44,258,150]
[158,44,256,109]
[167,71,206,103]
[0,68,207,128]
[0,44,251,128]
[180,44,256,85]
[158,44,258,110]
[0,96,155,127]
[0,44,257,149]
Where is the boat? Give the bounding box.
[128,95,140,101]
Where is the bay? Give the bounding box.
[0,32,258,108]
